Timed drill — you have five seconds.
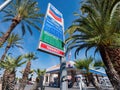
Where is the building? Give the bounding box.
[44,61,110,87]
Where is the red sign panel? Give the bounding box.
[39,41,64,56]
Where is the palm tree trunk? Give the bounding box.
[95,75,99,83]
[2,70,10,90]
[99,46,120,90]
[84,74,89,86]
[7,70,16,90]
[3,70,16,90]
[0,17,20,47]
[105,47,120,77]
[88,73,102,90]
[71,70,76,86]
[34,77,40,90]
[86,70,91,86]
[19,61,31,90]
[1,45,10,61]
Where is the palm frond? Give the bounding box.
[1,18,12,22]
[1,0,44,37]
[24,52,38,61]
[21,22,26,36]
[75,57,93,73]
[24,19,41,31]
[65,0,120,59]
[0,55,25,71]
[94,61,105,67]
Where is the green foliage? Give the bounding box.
[94,61,105,68]
[0,55,26,71]
[2,0,44,35]
[0,29,22,50]
[7,33,23,49]
[75,57,93,73]
[75,57,104,74]
[23,52,38,61]
[29,69,34,74]
[65,0,120,57]
[34,68,46,77]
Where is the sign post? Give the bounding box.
[38,3,67,90]
[60,57,67,90]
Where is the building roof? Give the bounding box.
[46,60,107,76]
[46,61,75,73]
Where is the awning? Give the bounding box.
[89,67,107,76]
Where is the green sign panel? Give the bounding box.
[41,30,64,50]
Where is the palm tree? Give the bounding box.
[65,0,120,89]
[19,69,34,81]
[0,55,25,90]
[34,68,46,83]
[34,68,46,90]
[0,0,44,47]
[75,57,102,90]
[1,33,23,61]
[34,68,46,78]
[19,52,37,90]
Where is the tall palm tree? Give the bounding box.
[0,0,44,47]
[34,68,46,78]
[19,69,34,81]
[65,0,120,89]
[34,68,46,90]
[0,55,25,90]
[19,52,37,90]
[1,33,23,61]
[75,57,102,90]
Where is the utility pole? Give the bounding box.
[0,0,13,11]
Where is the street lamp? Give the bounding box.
[0,0,13,11]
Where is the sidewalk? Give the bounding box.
[45,86,96,90]
[15,84,114,90]
[44,86,113,90]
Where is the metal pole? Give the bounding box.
[0,0,12,11]
[60,57,68,90]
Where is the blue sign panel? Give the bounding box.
[43,15,64,41]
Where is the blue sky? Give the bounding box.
[0,0,81,78]
[0,0,101,78]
